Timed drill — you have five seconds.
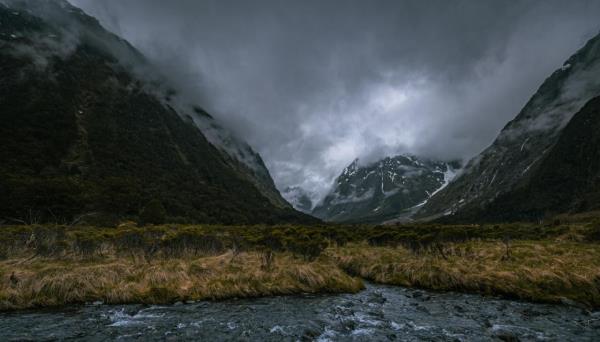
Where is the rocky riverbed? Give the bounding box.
[1,284,598,341]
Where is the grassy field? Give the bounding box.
[330,241,600,307]
[0,221,599,310]
[0,252,362,310]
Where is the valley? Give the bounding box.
[1,1,600,340]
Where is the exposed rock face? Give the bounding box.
[312,156,460,223]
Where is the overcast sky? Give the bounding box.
[71,0,600,201]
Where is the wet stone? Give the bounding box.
[0,284,596,341]
[454,304,466,313]
[338,318,357,332]
[494,331,521,342]
[411,291,423,298]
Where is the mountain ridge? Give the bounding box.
[417,31,600,221]
[0,0,310,225]
[440,94,600,222]
[312,155,460,223]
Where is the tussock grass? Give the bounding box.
[0,251,362,311]
[330,241,600,307]
[1,223,599,310]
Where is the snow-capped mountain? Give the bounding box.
[312,155,460,223]
[417,31,600,221]
[282,186,314,213]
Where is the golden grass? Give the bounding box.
[2,238,599,310]
[0,252,363,311]
[329,241,600,307]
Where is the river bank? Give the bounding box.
[0,252,362,311]
[2,283,598,341]
[330,241,600,308]
[1,223,599,310]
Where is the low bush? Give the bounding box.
[0,220,596,261]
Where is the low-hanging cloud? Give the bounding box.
[70,0,600,203]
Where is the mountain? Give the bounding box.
[282,186,314,214]
[312,156,460,223]
[0,0,311,225]
[445,95,600,222]
[187,107,291,209]
[417,32,600,222]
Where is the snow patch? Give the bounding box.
[428,165,458,199]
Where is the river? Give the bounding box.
[1,284,598,341]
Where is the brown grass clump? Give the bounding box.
[330,241,600,307]
[0,252,363,311]
[1,223,599,310]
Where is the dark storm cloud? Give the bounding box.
[70,0,600,202]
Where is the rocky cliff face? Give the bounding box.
[0,0,310,225]
[312,156,459,223]
[418,32,600,221]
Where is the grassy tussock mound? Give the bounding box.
[0,221,599,310]
[331,241,600,307]
[0,252,362,310]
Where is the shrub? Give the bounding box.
[139,199,166,226]
[286,234,327,261]
[584,219,600,242]
[367,232,399,247]
[257,232,284,252]
[114,229,147,257]
[30,225,67,256]
[73,232,101,257]
[161,230,224,257]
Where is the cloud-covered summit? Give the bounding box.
[71,0,600,203]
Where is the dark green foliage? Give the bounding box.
[286,234,328,261]
[323,229,351,247]
[73,232,101,256]
[160,230,225,258]
[139,199,167,226]
[257,233,285,252]
[30,225,68,257]
[114,228,146,256]
[362,222,573,256]
[367,231,401,247]
[0,221,598,261]
[0,5,316,226]
[585,219,600,242]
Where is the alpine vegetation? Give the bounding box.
[1,2,600,340]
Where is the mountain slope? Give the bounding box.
[312,156,459,223]
[0,0,310,225]
[186,107,291,209]
[282,186,314,214]
[418,32,600,221]
[447,95,600,222]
